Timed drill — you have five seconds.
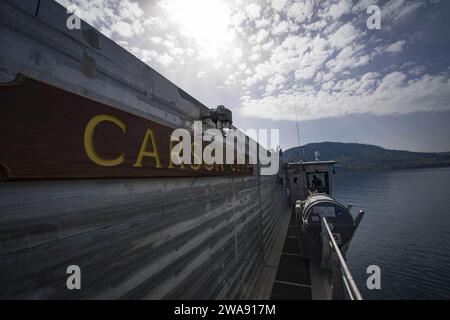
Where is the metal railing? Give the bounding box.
[321,217,363,300]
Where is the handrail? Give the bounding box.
[321,217,363,300]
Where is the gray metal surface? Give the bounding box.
[0,166,289,300]
[0,0,291,299]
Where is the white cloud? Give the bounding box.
[240,73,450,121]
[159,0,233,59]
[410,66,426,76]
[169,47,185,56]
[328,23,360,49]
[266,74,286,93]
[304,19,327,31]
[262,40,275,51]
[256,29,269,43]
[150,36,163,45]
[256,18,272,28]
[271,0,288,12]
[246,3,262,20]
[287,1,315,23]
[384,40,407,53]
[55,0,450,124]
[110,21,135,38]
[249,52,262,62]
[144,16,167,29]
[326,44,370,73]
[129,47,158,64]
[321,81,335,91]
[119,0,144,19]
[401,61,416,69]
[382,0,425,27]
[231,11,246,26]
[56,0,147,38]
[273,20,289,34]
[352,0,374,13]
[156,53,175,67]
[294,66,318,80]
[233,47,243,59]
[326,0,352,19]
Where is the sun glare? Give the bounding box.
[162,0,233,58]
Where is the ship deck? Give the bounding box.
[270,211,332,300]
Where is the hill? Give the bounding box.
[283,142,450,171]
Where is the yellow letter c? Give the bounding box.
[84,114,126,167]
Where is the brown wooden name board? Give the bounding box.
[0,76,253,181]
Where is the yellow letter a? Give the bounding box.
[134,128,162,168]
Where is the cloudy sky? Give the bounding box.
[57,0,450,152]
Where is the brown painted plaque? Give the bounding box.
[0,76,253,180]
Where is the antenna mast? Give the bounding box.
[294,104,304,162]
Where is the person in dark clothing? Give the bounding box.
[311,175,323,191]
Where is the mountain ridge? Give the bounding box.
[283,142,450,171]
